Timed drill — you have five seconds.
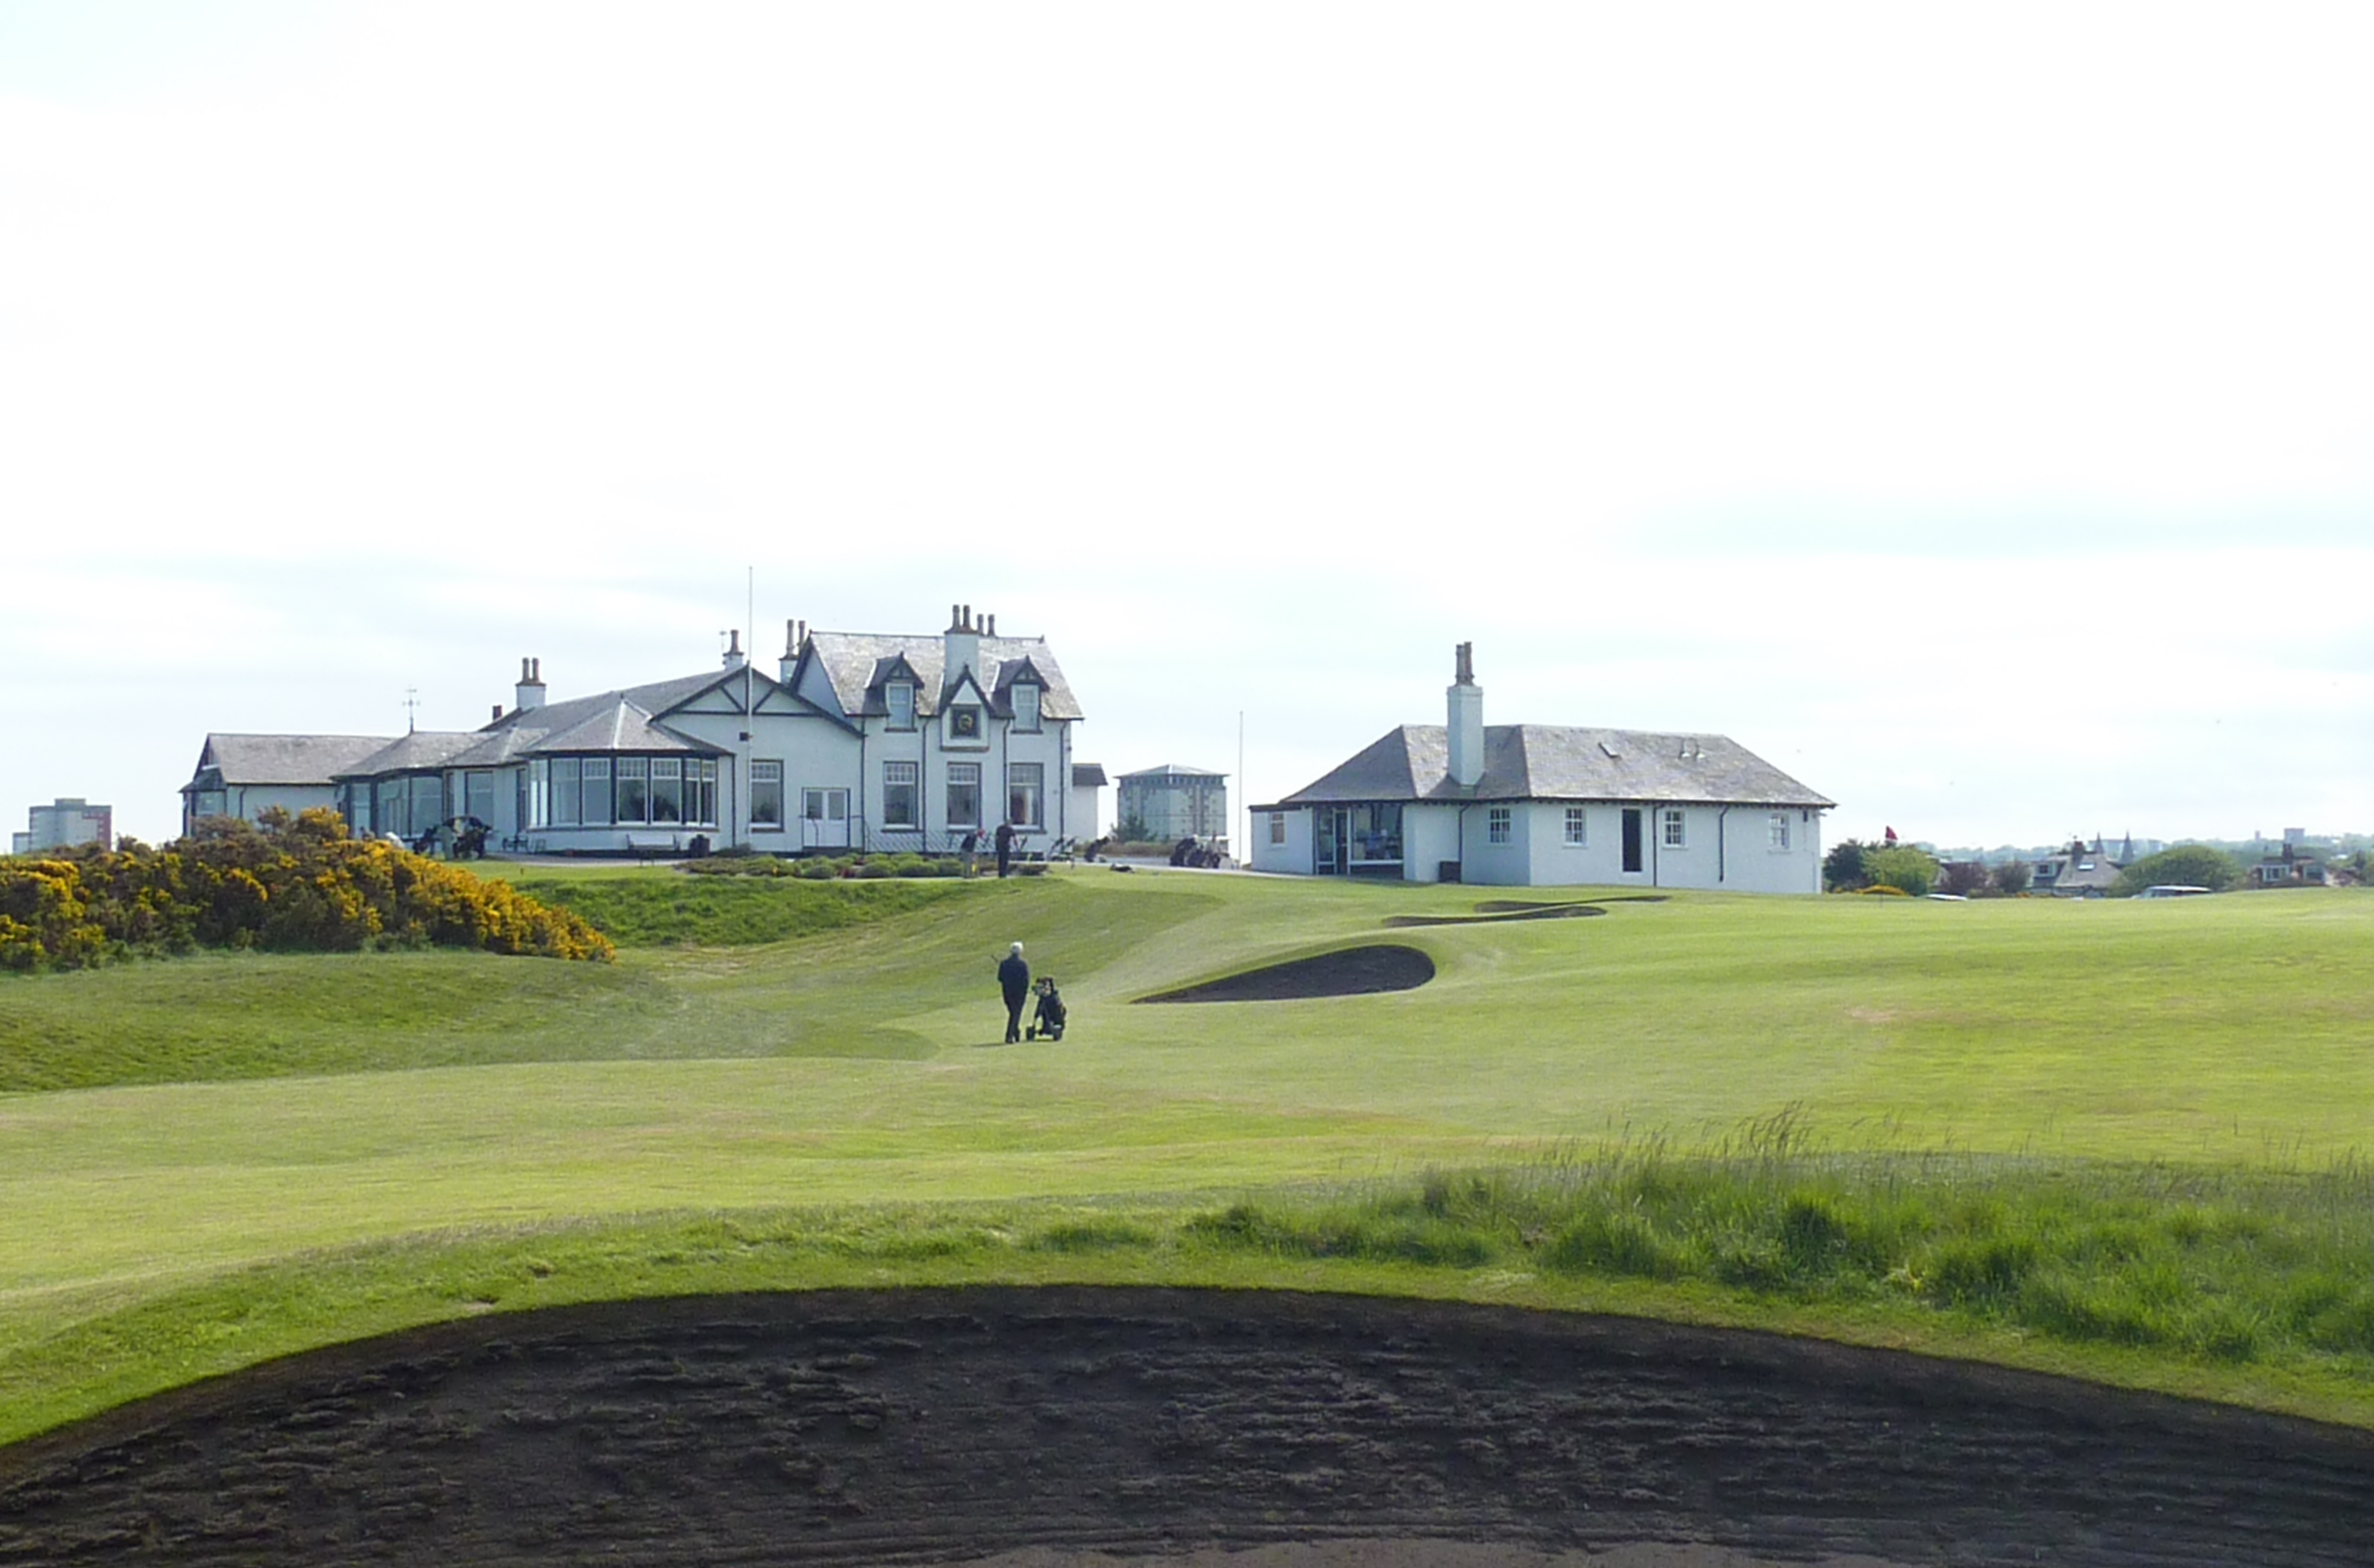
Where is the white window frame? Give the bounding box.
[946,762,981,829]
[551,758,581,826]
[1487,806,1511,845]
[1268,812,1287,846]
[616,757,649,824]
[1012,681,1040,732]
[580,758,612,825]
[886,682,916,731]
[1007,762,1044,830]
[883,761,920,829]
[751,760,784,830]
[1768,812,1791,851]
[1662,808,1688,848]
[1563,806,1587,846]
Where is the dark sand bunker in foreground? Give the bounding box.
[1,1287,2368,1567]
[1137,942,1435,1002]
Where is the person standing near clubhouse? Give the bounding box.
[997,941,1030,1043]
[994,818,1016,878]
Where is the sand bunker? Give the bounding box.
[1385,896,1671,928]
[1,1287,2368,1567]
[1382,905,1603,928]
[1136,943,1435,1003]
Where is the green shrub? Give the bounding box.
[1865,846,1939,897]
[2113,844,2244,896]
[0,810,612,973]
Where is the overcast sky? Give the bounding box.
[4,2,2369,851]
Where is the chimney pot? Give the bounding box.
[492,703,502,722]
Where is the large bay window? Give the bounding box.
[616,759,648,823]
[946,762,980,829]
[651,758,684,824]
[581,758,611,825]
[552,758,581,825]
[1006,762,1044,829]
[409,775,443,834]
[376,778,406,836]
[884,762,920,829]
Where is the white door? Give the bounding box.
[801,787,850,849]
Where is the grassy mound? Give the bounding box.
[508,870,965,947]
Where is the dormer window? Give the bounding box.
[887,682,916,730]
[1013,681,1040,732]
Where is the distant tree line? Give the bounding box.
[1825,837,2257,897]
[0,809,612,973]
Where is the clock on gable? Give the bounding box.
[950,705,982,738]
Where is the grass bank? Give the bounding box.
[8,1143,2374,1446]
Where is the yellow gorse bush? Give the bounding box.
[0,809,611,972]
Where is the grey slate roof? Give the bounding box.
[804,633,1083,722]
[336,731,488,779]
[1260,726,1833,811]
[329,672,736,779]
[1071,763,1109,788]
[1120,763,1225,778]
[191,734,396,787]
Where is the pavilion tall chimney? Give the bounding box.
[945,602,981,685]
[516,657,546,713]
[1447,642,1483,789]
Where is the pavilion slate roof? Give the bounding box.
[192,734,398,787]
[1262,725,1833,810]
[804,633,1083,722]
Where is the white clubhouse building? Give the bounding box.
[181,607,1085,856]
[1250,645,1830,892]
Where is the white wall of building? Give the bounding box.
[1456,802,1533,886]
[1251,807,1312,873]
[1402,805,1461,884]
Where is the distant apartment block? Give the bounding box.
[12,798,113,856]
[1117,764,1229,842]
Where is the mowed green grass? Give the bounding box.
[3,870,2372,1441]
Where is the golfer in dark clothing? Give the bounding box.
[997,941,1030,1043]
[994,820,1016,878]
